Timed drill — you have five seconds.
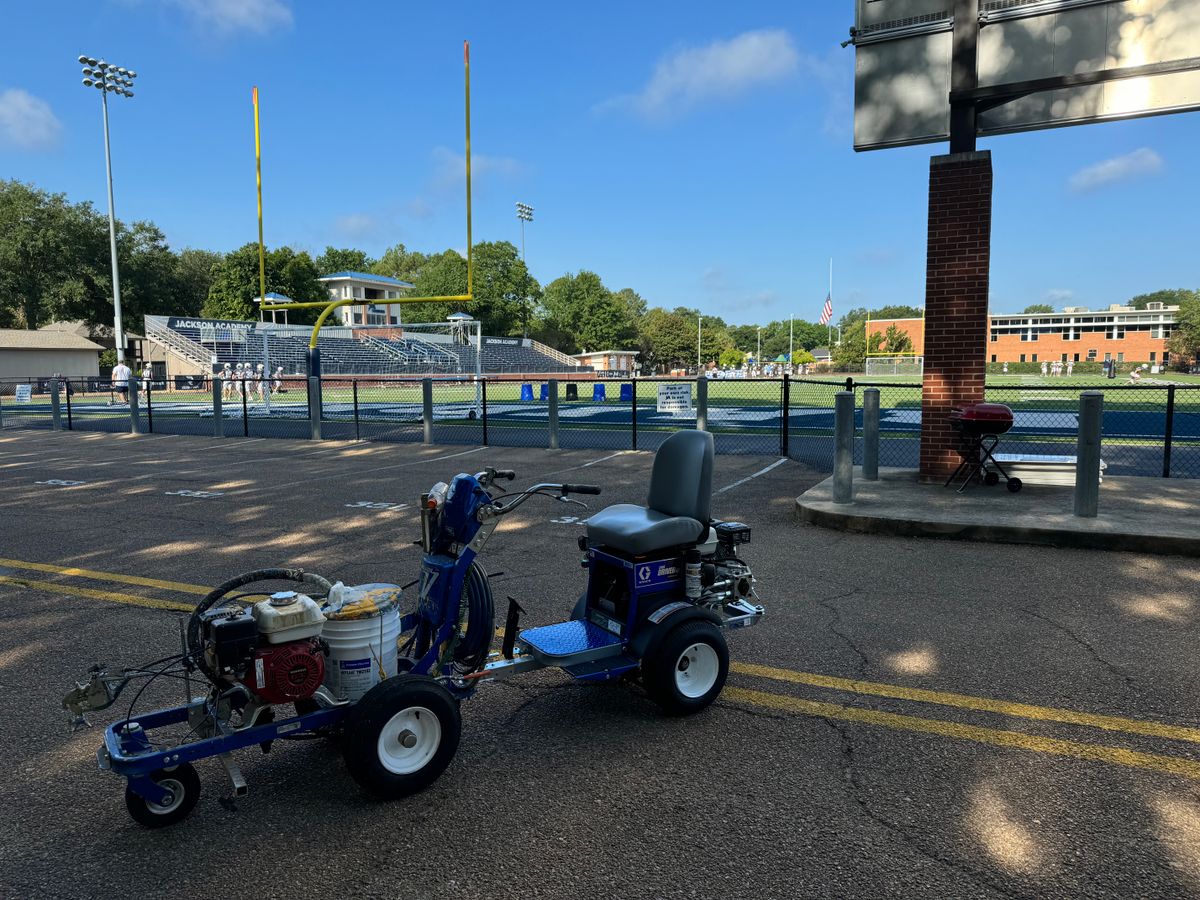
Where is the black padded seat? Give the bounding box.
[586,430,714,556]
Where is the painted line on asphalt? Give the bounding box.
[715,458,789,494]
[0,575,196,612]
[544,450,634,477]
[732,661,1200,746]
[0,557,210,595]
[260,446,487,491]
[725,687,1200,781]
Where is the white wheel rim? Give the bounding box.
[674,642,720,699]
[377,706,442,775]
[146,778,185,815]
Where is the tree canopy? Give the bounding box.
[1023,303,1055,314]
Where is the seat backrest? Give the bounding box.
[647,430,714,522]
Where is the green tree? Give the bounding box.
[792,348,816,365]
[1129,289,1199,310]
[203,244,326,323]
[881,323,914,354]
[719,348,746,368]
[638,307,693,372]
[407,242,538,334]
[315,246,373,275]
[613,288,647,321]
[1023,303,1055,314]
[540,271,636,354]
[372,243,427,284]
[832,320,868,371]
[174,249,223,317]
[1168,295,1200,370]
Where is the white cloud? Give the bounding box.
[1069,148,1163,193]
[1044,288,1074,304]
[431,146,523,190]
[333,213,380,240]
[601,29,801,121]
[171,0,293,35]
[0,89,62,151]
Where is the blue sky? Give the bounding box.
[1,1,1196,325]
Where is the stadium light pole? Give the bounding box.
[516,202,534,337]
[756,327,762,365]
[79,55,137,364]
[789,314,794,368]
[697,316,702,372]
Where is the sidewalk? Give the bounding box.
[796,467,1200,556]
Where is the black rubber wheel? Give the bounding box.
[983,471,1000,486]
[124,763,201,828]
[1007,477,1023,493]
[342,675,461,799]
[642,620,729,716]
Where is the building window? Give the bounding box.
[1087,349,1097,360]
[990,333,997,342]
[1150,352,1156,363]
[1073,354,1079,362]
[990,354,997,363]
[1032,354,1038,362]
[1117,352,1124,362]
[352,312,362,324]
[1104,352,1112,362]
[1019,354,1026,363]
[1061,354,1068,362]
[1164,352,1170,365]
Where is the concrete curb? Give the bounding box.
[796,472,1200,558]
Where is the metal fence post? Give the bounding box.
[548,378,559,450]
[128,377,143,434]
[862,387,880,481]
[241,383,249,437]
[422,378,433,445]
[65,380,73,430]
[212,377,224,438]
[145,384,154,433]
[50,379,62,431]
[1074,391,1103,518]
[833,391,854,504]
[353,380,361,441]
[695,376,708,432]
[481,378,489,446]
[307,376,323,441]
[630,378,637,451]
[1163,384,1175,478]
[781,375,790,457]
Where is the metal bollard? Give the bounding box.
[833,391,854,504]
[547,378,559,450]
[50,380,62,431]
[695,377,708,432]
[1074,391,1103,518]
[422,378,434,445]
[212,378,225,437]
[862,388,880,481]
[307,376,323,441]
[128,378,143,434]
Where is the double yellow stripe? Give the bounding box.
[0,574,194,612]
[0,557,208,595]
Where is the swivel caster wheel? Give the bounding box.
[1007,477,1023,493]
[125,763,201,828]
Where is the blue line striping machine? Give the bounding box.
[62,430,763,827]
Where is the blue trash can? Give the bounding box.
[520,383,534,401]
[540,383,549,401]
[592,383,606,402]
[619,383,633,402]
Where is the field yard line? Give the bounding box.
[732,661,1200,745]
[0,574,196,612]
[0,557,210,595]
[725,687,1200,781]
[716,458,788,494]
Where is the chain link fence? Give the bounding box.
[4,374,1197,479]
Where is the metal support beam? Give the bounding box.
[695,377,708,432]
[50,380,62,431]
[862,388,880,481]
[949,0,980,153]
[128,377,142,435]
[212,377,224,438]
[422,378,434,445]
[547,379,559,450]
[1074,391,1103,518]
[307,377,322,441]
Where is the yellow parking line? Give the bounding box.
[0,557,209,595]
[726,687,1200,781]
[0,574,195,612]
[732,661,1200,746]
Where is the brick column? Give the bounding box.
[919,150,992,482]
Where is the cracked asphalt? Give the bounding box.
[2,429,1200,899]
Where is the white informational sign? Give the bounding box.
[14,385,32,403]
[657,383,693,414]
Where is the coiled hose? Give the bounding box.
[452,559,495,673]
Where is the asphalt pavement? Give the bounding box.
[1,429,1199,899]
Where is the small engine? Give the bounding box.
[198,591,328,705]
[699,521,756,607]
[241,639,325,704]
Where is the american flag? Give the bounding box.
[819,294,833,325]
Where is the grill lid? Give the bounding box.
[950,402,1013,423]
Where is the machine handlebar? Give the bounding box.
[495,469,517,481]
[561,484,601,495]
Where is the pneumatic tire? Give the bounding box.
[342,675,461,799]
[642,620,729,716]
[125,763,201,828]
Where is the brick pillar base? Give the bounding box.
[919,151,993,482]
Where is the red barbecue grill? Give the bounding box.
[945,402,1023,493]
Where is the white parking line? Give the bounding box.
[715,458,789,494]
[544,450,633,477]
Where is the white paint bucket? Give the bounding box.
[321,584,402,702]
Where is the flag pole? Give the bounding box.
[253,87,266,321]
[827,258,833,346]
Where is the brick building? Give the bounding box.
[869,302,1176,368]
